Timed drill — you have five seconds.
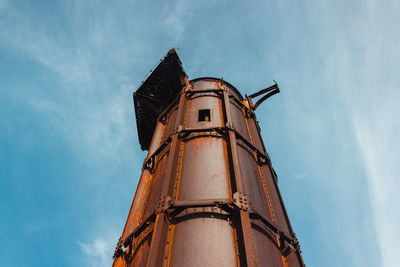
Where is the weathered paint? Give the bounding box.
[113,53,305,267]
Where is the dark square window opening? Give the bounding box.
[198,109,211,122]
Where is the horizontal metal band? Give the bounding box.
[158,87,253,125]
[143,125,271,171]
[115,193,300,261]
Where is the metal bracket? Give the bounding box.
[292,235,300,249]
[156,195,173,214]
[143,155,155,171]
[255,152,270,166]
[278,231,294,256]
[174,125,183,135]
[233,192,250,211]
[142,137,172,171]
[225,122,235,131]
[113,236,133,263]
[113,237,125,259]
[113,222,155,263]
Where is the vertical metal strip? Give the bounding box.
[275,233,289,267]
[251,115,296,236]
[173,93,190,200]
[162,87,189,266]
[146,213,166,267]
[162,224,175,267]
[248,111,305,266]
[221,90,258,267]
[146,90,188,267]
[266,163,296,235]
[243,114,276,222]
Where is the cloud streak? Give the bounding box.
[0,3,93,84]
[354,114,400,267]
[77,238,113,267]
[1,1,398,266]
[351,2,400,266]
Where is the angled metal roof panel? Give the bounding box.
[133,49,186,150]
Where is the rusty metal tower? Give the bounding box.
[113,49,305,267]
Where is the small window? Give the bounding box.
[198,109,211,122]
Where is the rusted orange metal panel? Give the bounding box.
[113,50,305,267]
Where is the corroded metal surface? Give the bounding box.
[113,50,305,267]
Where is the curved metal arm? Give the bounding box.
[248,81,280,110]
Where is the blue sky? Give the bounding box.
[1,0,399,266]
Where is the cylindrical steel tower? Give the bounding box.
[113,49,305,267]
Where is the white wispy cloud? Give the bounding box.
[0,3,93,85]
[2,1,398,266]
[27,83,135,164]
[354,112,400,267]
[1,6,140,266]
[162,0,198,42]
[351,2,400,266]
[0,2,139,164]
[77,238,113,267]
[76,224,121,267]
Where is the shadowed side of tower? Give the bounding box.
[113,49,305,267]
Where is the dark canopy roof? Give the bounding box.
[133,49,187,150]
